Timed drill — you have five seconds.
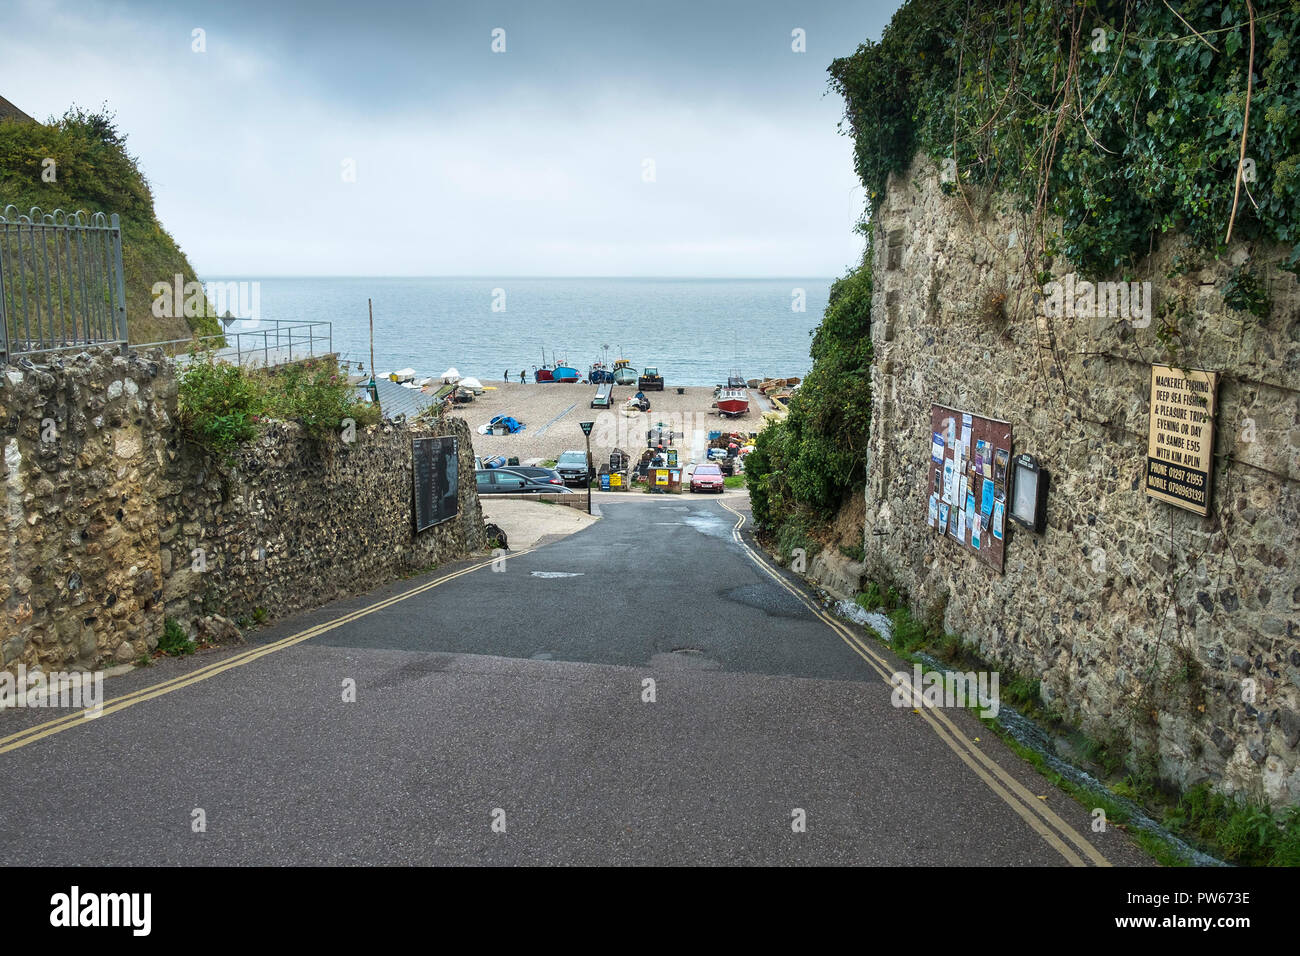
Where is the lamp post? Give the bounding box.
[580,421,595,515]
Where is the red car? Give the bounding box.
[690,463,725,493]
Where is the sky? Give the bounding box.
[2,0,902,277]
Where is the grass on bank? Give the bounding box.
[0,106,223,344]
[850,583,1300,867]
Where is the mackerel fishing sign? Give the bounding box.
[1145,364,1218,516]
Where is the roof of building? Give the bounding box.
[0,95,36,124]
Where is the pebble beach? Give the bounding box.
[445,380,772,465]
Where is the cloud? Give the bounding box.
[1,0,894,275]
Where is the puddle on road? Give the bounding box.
[682,511,732,540]
[720,583,806,618]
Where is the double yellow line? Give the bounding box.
[717,499,1110,867]
[0,549,534,756]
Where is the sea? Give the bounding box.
[212,277,831,387]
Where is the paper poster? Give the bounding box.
[942,460,955,504]
[992,499,1005,540]
[938,501,949,533]
[954,509,966,542]
[931,431,945,464]
[928,494,939,527]
[994,447,1009,486]
[964,493,975,528]
[960,425,971,456]
[959,475,969,507]
[981,478,995,517]
[971,513,982,550]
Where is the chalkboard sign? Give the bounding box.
[413,436,459,532]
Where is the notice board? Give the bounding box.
[413,436,459,532]
[1145,364,1218,516]
[928,405,1013,573]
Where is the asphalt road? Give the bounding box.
[0,495,1151,865]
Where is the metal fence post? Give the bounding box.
[109,214,128,353]
[0,240,8,361]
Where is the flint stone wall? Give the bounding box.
[0,348,485,672]
[865,155,1300,805]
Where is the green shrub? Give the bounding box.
[177,352,263,453]
[259,358,360,439]
[828,0,1300,274]
[178,354,377,452]
[158,617,195,656]
[745,264,872,528]
[888,607,928,654]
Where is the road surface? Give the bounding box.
[0,495,1150,865]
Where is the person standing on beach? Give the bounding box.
[504,369,509,382]
[520,370,526,383]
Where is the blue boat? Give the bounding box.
[588,362,615,384]
[553,364,580,383]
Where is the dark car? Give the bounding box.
[502,465,565,486]
[555,450,593,487]
[475,469,575,494]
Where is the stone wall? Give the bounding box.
[159,415,486,627]
[865,155,1300,805]
[1,350,172,668]
[1,349,485,672]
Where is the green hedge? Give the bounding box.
[828,0,1300,274]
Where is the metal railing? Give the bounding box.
[138,319,334,369]
[0,206,128,360]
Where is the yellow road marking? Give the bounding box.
[717,498,1111,867]
[0,549,535,755]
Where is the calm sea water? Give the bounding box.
[214,277,830,386]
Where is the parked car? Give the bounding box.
[503,465,565,486]
[555,450,593,486]
[690,462,725,493]
[475,469,575,494]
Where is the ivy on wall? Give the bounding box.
[828,0,1300,275]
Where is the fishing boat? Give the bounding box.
[727,369,746,389]
[714,387,750,418]
[612,357,638,386]
[588,362,615,384]
[534,349,554,383]
[552,360,580,383]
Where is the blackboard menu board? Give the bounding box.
[413,436,459,532]
[928,404,1012,573]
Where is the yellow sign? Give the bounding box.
[655,469,668,486]
[1146,364,1218,516]
[610,473,622,487]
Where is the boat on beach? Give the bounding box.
[588,362,615,384]
[552,360,580,383]
[713,387,750,418]
[612,357,638,385]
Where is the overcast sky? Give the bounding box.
[3,0,900,277]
